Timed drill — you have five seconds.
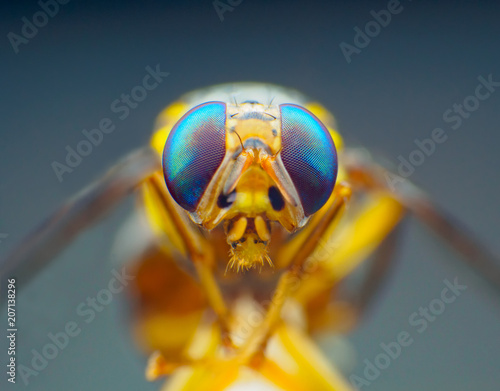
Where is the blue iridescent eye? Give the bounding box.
[279,104,338,216]
[163,102,227,212]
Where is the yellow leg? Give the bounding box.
[193,258,233,347]
[274,167,406,332]
[236,268,297,363]
[308,222,404,333]
[235,183,352,363]
[351,226,402,316]
[294,190,405,310]
[143,173,232,338]
[344,155,500,291]
[146,351,194,380]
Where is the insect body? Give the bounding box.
[2,83,499,391]
[131,83,365,390]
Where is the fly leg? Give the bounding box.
[345,154,500,293]
[0,146,160,283]
[291,188,406,332]
[234,183,353,364]
[144,173,233,345]
[350,226,402,320]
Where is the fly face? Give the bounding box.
[161,99,338,271]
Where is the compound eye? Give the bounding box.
[163,101,227,212]
[279,104,338,216]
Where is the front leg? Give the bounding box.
[141,172,232,341]
[235,183,353,364]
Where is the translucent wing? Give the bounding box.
[343,150,500,293]
[0,146,161,283]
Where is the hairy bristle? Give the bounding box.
[226,235,273,273]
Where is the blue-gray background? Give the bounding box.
[1,0,499,390]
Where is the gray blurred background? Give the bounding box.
[1,0,499,390]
